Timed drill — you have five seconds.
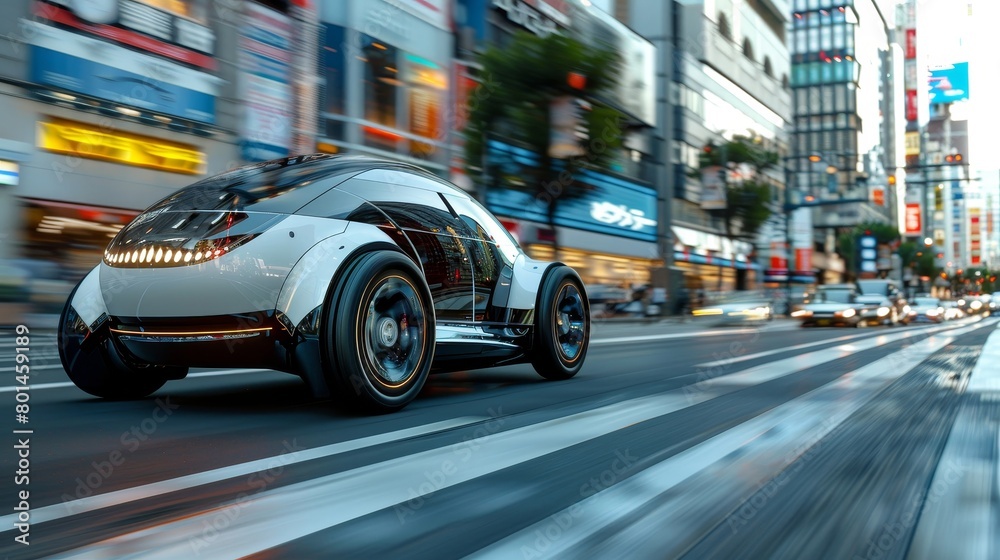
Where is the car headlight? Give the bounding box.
[836,309,857,318]
[103,211,283,269]
[971,300,983,310]
[792,309,813,318]
[693,308,723,316]
[876,307,890,317]
[927,309,940,317]
[958,299,966,306]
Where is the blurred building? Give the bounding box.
[789,0,900,283]
[453,0,662,289]
[0,0,319,311]
[316,0,452,177]
[626,0,792,293]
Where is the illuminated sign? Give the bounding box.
[590,201,656,231]
[904,203,922,235]
[492,0,559,37]
[905,132,920,156]
[0,161,19,186]
[38,118,205,174]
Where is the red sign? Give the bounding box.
[873,188,885,206]
[905,203,922,235]
[794,248,812,274]
[906,90,919,122]
[905,29,917,59]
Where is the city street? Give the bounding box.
[2,316,997,559]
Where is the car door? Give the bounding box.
[339,171,476,322]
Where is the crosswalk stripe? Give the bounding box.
[472,318,995,559]
[0,369,272,393]
[47,319,996,559]
[696,317,982,368]
[0,416,485,530]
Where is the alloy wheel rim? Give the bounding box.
[553,282,587,363]
[362,276,424,387]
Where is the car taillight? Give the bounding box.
[103,211,284,268]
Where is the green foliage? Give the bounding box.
[464,31,626,199]
[725,181,773,240]
[837,222,903,279]
[697,135,779,241]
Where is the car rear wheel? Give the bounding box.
[322,251,434,413]
[531,266,590,380]
[59,283,181,399]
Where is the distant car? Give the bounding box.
[908,296,944,323]
[691,292,773,324]
[957,296,987,315]
[942,300,965,321]
[856,279,909,325]
[793,284,886,327]
[59,155,591,413]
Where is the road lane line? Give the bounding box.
[592,328,757,345]
[695,317,983,369]
[46,319,997,559]
[0,369,272,393]
[471,319,996,559]
[0,417,484,530]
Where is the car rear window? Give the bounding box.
[144,156,352,214]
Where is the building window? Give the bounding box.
[718,13,732,41]
[743,38,755,61]
[361,34,400,130]
[782,73,790,90]
[763,56,773,77]
[322,24,346,116]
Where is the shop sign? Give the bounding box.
[0,161,19,186]
[38,118,205,174]
[904,203,921,235]
[27,21,219,123]
[491,0,558,37]
[39,0,215,62]
[589,201,656,231]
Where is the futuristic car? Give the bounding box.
[58,154,590,412]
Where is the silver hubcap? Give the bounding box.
[362,276,424,387]
[553,283,587,362]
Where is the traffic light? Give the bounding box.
[945,153,964,164]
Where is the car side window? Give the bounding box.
[443,194,520,265]
[338,178,464,235]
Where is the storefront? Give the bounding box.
[318,0,452,176]
[485,140,662,288]
[671,225,758,292]
[0,1,237,303]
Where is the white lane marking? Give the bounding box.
[49,320,997,559]
[592,329,756,345]
[472,321,995,559]
[0,369,271,393]
[908,326,1000,560]
[695,318,980,369]
[966,327,1000,393]
[0,417,484,530]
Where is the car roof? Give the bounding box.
[259,153,466,197]
[819,284,855,290]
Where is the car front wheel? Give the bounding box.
[531,266,590,380]
[322,251,434,413]
[59,283,182,399]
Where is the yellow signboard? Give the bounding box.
[37,118,205,175]
[905,131,920,156]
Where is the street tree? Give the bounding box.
[465,31,626,257]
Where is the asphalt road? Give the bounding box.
[1,316,998,559]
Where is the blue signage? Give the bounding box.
[928,62,970,105]
[30,46,216,124]
[484,141,657,242]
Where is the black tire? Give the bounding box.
[531,266,590,380]
[58,281,180,400]
[322,251,434,413]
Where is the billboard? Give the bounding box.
[700,166,727,210]
[27,22,219,123]
[238,3,294,161]
[928,62,970,105]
